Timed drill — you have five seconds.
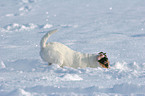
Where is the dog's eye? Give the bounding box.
[98,57,108,64]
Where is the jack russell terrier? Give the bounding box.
[40,29,110,68]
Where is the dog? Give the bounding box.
[40,29,110,68]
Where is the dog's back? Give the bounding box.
[40,29,75,66]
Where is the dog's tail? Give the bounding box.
[40,29,58,48]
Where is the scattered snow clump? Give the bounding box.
[61,74,83,81]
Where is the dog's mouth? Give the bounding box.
[97,52,109,68]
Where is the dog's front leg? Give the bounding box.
[48,63,52,65]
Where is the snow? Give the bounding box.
[60,74,83,81]
[43,24,53,29]
[0,0,145,96]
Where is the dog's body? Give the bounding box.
[40,29,109,68]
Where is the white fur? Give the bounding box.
[40,29,102,68]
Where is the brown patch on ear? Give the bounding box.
[99,60,110,68]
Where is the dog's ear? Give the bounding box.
[99,52,106,55]
[99,52,103,54]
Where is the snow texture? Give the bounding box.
[0,0,145,96]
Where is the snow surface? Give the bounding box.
[0,0,145,96]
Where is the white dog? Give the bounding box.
[40,29,109,68]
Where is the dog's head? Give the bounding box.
[97,52,110,68]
